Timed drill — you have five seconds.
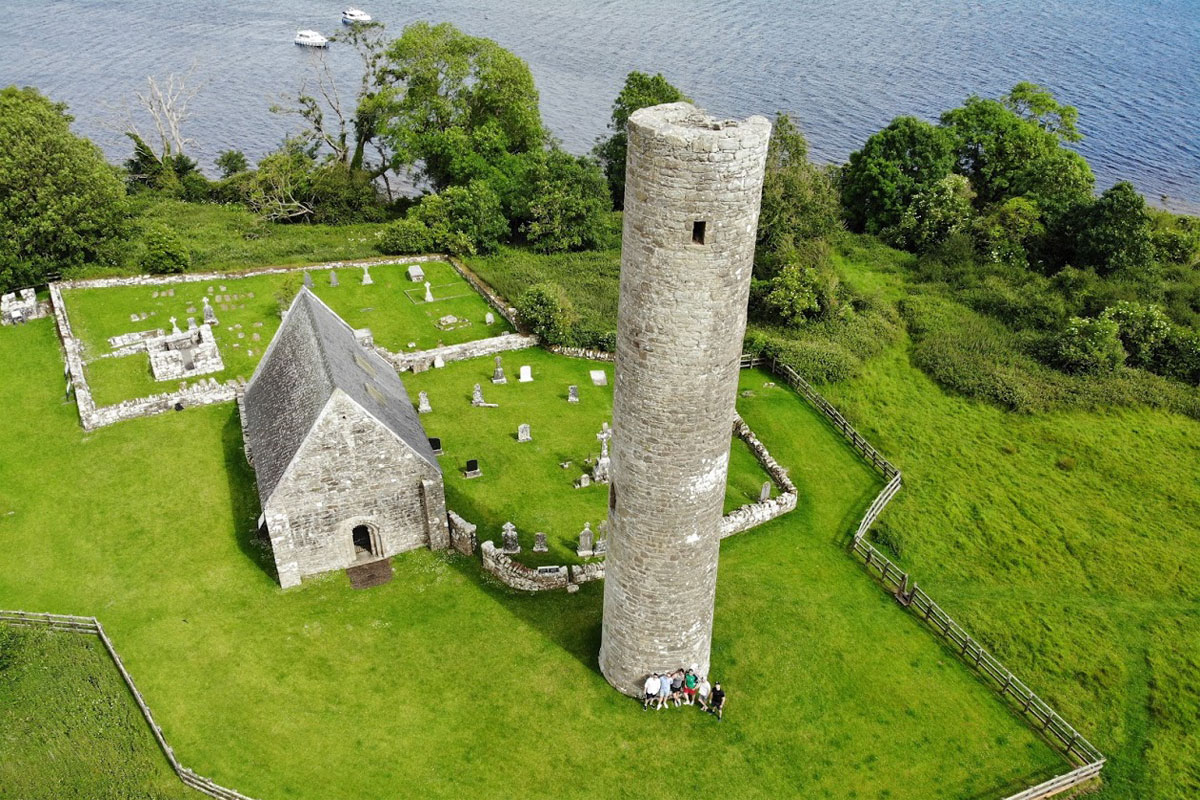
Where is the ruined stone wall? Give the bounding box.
[480,541,569,591]
[264,391,447,588]
[600,103,771,695]
[377,332,539,373]
[447,510,478,556]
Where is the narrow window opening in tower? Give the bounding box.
[692,220,707,245]
[609,483,617,512]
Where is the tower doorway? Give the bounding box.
[352,524,374,558]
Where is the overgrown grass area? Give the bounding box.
[63,259,509,405]
[0,318,1062,799]
[403,350,771,566]
[0,626,191,799]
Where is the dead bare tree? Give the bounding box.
[126,66,203,160]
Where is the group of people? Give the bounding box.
[642,668,725,720]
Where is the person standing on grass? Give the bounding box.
[682,669,698,705]
[657,672,671,709]
[696,675,712,711]
[643,673,661,710]
[709,682,726,721]
[670,669,685,707]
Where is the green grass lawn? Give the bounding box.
[63,259,510,406]
[0,317,1062,799]
[402,350,772,566]
[0,626,192,799]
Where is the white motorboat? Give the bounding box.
[342,7,372,23]
[294,29,329,47]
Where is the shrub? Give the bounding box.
[1099,301,1170,370]
[515,283,573,342]
[377,218,433,255]
[884,173,975,253]
[215,149,249,178]
[413,181,508,256]
[1057,316,1125,374]
[139,226,190,274]
[1152,327,1200,385]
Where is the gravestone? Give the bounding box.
[330,270,339,287]
[517,424,531,442]
[433,355,446,368]
[424,281,434,303]
[170,316,181,335]
[303,271,314,288]
[577,523,594,557]
[501,522,520,554]
[485,311,495,325]
[594,538,607,556]
[407,264,424,282]
[533,532,548,552]
[129,313,139,323]
[187,317,197,330]
[567,385,579,403]
[590,369,607,387]
[491,355,507,384]
[362,265,373,285]
[472,384,485,406]
[202,296,218,326]
[574,474,592,489]
[592,423,613,484]
[428,436,443,455]
[760,481,771,503]
[518,365,533,383]
[417,391,432,414]
[463,459,481,479]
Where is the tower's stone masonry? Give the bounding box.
[599,103,771,695]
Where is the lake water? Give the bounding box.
[5,0,1199,211]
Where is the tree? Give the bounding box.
[886,173,974,253]
[756,114,841,274]
[139,226,190,274]
[840,116,955,235]
[377,217,433,255]
[1001,82,1082,142]
[523,150,610,252]
[1074,182,1154,276]
[410,180,508,256]
[380,22,545,190]
[0,86,128,286]
[1100,301,1170,369]
[1057,315,1125,373]
[215,150,248,178]
[247,139,381,224]
[972,197,1045,267]
[593,72,689,209]
[515,283,573,342]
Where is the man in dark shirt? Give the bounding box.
[710,682,726,720]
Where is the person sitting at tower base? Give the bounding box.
[642,673,661,710]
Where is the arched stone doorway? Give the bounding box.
[352,525,373,557]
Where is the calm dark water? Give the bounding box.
[5,0,1199,211]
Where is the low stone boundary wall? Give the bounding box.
[0,610,259,800]
[447,510,478,556]
[545,344,615,362]
[480,541,569,591]
[377,332,540,373]
[570,562,605,584]
[445,256,521,328]
[720,413,799,538]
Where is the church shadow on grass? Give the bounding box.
[220,406,275,581]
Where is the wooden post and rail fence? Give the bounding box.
[740,354,1106,799]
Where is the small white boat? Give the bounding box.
[294,29,329,47]
[342,7,372,23]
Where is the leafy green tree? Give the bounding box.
[523,150,610,252]
[1100,301,1170,369]
[411,180,508,256]
[886,173,974,252]
[756,114,841,274]
[215,150,248,178]
[593,72,689,209]
[1001,82,1082,142]
[1074,182,1155,276]
[840,116,955,235]
[0,87,128,287]
[515,283,573,341]
[972,197,1045,267]
[1152,327,1200,385]
[762,263,821,325]
[1057,315,1126,373]
[247,139,381,224]
[381,22,544,190]
[139,226,190,274]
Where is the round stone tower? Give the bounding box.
[599,103,771,695]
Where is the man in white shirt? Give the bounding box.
[696,676,712,711]
[643,673,661,710]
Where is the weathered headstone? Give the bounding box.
[129,313,139,323]
[433,355,446,368]
[187,317,197,330]
[594,538,607,556]
[518,365,533,383]
[517,423,531,442]
[472,384,485,406]
[759,481,772,503]
[463,458,481,478]
[501,522,520,554]
[533,532,548,552]
[170,316,181,334]
[362,265,373,285]
[330,270,339,287]
[577,523,594,557]
[202,296,218,326]
[407,264,424,282]
[424,281,434,303]
[567,385,579,403]
[590,369,607,386]
[303,271,314,288]
[491,355,507,384]
[485,311,495,325]
[574,474,592,489]
[417,391,432,414]
[428,436,443,454]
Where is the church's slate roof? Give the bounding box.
[242,288,439,504]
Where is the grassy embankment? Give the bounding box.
[470,233,1200,799]
[0,316,1060,799]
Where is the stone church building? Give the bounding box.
[240,288,448,588]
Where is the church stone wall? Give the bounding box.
[264,391,447,588]
[599,103,771,695]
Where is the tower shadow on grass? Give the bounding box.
[220,405,275,581]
